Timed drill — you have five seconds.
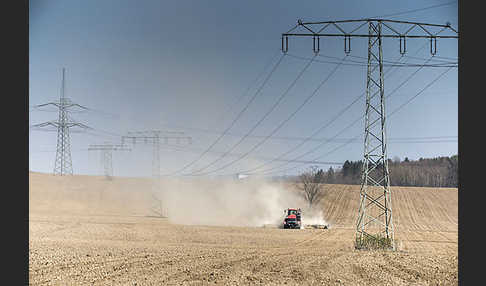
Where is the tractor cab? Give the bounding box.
[283,208,302,229]
[285,208,301,220]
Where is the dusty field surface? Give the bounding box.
[29,172,458,285]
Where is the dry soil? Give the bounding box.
[29,172,458,285]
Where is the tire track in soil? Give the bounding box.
[156,231,333,284]
[260,228,332,251]
[294,230,329,246]
[383,253,457,285]
[161,254,263,283]
[162,247,316,284]
[30,251,194,285]
[87,254,191,284]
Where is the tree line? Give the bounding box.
[305,155,458,188]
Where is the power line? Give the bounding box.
[388,66,454,118]
[370,1,457,19]
[122,130,192,178]
[260,134,362,176]
[158,143,343,166]
[287,53,457,68]
[30,135,457,155]
[258,139,459,177]
[236,47,429,175]
[188,54,348,176]
[163,53,287,176]
[210,49,283,128]
[159,41,432,154]
[159,118,457,143]
[258,59,454,177]
[402,54,457,64]
[245,53,439,176]
[185,54,317,176]
[319,53,456,67]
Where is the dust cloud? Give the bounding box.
[29,172,328,228]
[155,177,327,227]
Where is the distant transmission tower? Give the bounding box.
[31,68,91,175]
[122,130,192,178]
[88,143,131,180]
[122,130,192,217]
[281,19,458,250]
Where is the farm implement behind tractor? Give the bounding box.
[282,208,329,230]
[283,208,302,229]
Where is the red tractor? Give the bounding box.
[283,208,302,229]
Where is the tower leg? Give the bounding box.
[356,21,395,250]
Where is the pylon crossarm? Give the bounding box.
[348,21,369,34]
[64,103,88,110]
[286,18,458,38]
[300,23,317,34]
[34,102,62,109]
[31,121,60,128]
[285,24,299,34]
[283,33,458,39]
[65,122,91,129]
[403,24,419,36]
[380,22,401,36]
[316,23,333,34]
[417,24,435,37]
[331,22,347,35]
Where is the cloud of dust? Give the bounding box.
[301,208,328,226]
[153,177,328,228]
[29,172,329,228]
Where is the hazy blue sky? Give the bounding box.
[29,0,458,178]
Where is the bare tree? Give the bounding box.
[296,166,327,209]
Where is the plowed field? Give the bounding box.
[29,172,458,285]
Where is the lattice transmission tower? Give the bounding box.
[31,68,91,175]
[88,143,131,180]
[281,19,458,250]
[122,130,192,217]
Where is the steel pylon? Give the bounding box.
[280,18,458,251]
[122,130,191,217]
[88,143,131,180]
[355,21,394,250]
[31,68,91,175]
[53,68,73,175]
[101,148,113,180]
